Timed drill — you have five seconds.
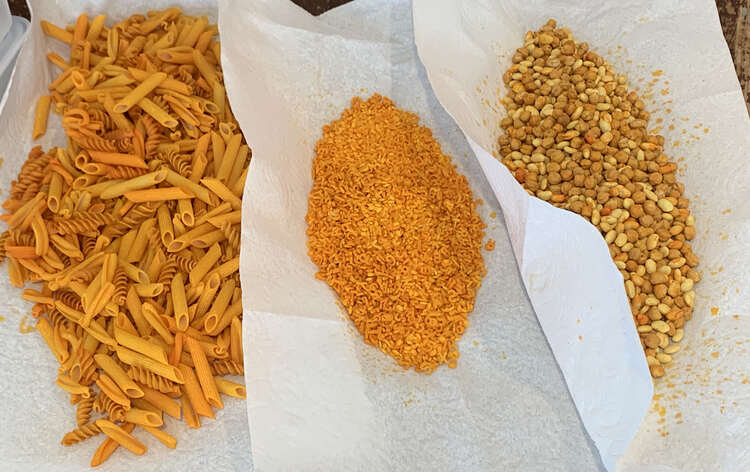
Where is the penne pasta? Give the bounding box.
[171,273,189,331]
[114,326,169,364]
[124,187,194,202]
[6,8,251,465]
[33,95,52,140]
[125,286,152,338]
[139,97,179,129]
[128,217,156,264]
[140,425,177,449]
[189,243,221,284]
[140,303,174,345]
[96,372,131,407]
[180,394,200,429]
[86,14,106,42]
[185,336,222,409]
[176,363,214,418]
[95,419,147,455]
[102,93,134,130]
[123,408,163,427]
[134,283,164,298]
[156,204,175,245]
[162,168,212,204]
[214,377,246,399]
[113,72,167,113]
[116,345,184,384]
[41,20,74,44]
[140,385,181,419]
[200,178,241,210]
[216,133,241,183]
[94,354,144,398]
[90,422,135,466]
[229,316,243,364]
[228,144,249,188]
[119,261,148,284]
[88,151,148,169]
[100,169,168,199]
[191,49,218,89]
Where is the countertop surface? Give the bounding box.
[8,0,747,112]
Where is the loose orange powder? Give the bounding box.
[306,94,487,373]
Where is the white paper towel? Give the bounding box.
[0,1,253,471]
[220,0,610,470]
[412,0,750,471]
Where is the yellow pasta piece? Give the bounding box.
[114,326,169,364]
[41,20,73,44]
[33,95,52,140]
[163,168,212,204]
[156,204,175,245]
[140,385,181,419]
[203,279,235,332]
[37,318,64,363]
[124,408,163,427]
[90,422,135,466]
[89,151,148,169]
[94,354,144,398]
[206,210,241,228]
[176,363,214,418]
[231,166,249,196]
[47,52,70,70]
[95,420,147,455]
[180,394,200,429]
[140,303,174,345]
[140,425,177,449]
[214,377,246,399]
[102,93,134,130]
[139,97,179,129]
[86,14,107,42]
[200,178,241,210]
[57,374,92,397]
[125,286,151,338]
[128,217,156,264]
[113,72,167,113]
[116,345,184,384]
[100,168,168,199]
[185,336,222,409]
[230,316,243,364]
[120,260,149,284]
[171,272,190,331]
[134,283,164,297]
[95,372,131,408]
[189,243,221,284]
[124,187,194,202]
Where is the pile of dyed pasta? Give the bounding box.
[0,8,248,465]
[497,20,699,378]
[306,94,487,373]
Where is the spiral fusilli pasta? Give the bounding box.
[127,366,181,395]
[210,359,244,376]
[61,422,101,446]
[93,392,126,422]
[76,396,95,427]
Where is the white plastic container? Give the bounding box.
[0,0,11,44]
[0,16,30,102]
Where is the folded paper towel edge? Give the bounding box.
[469,136,652,470]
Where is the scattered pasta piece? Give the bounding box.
[2,7,250,466]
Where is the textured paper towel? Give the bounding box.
[0,1,252,471]
[220,0,607,470]
[412,1,750,471]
